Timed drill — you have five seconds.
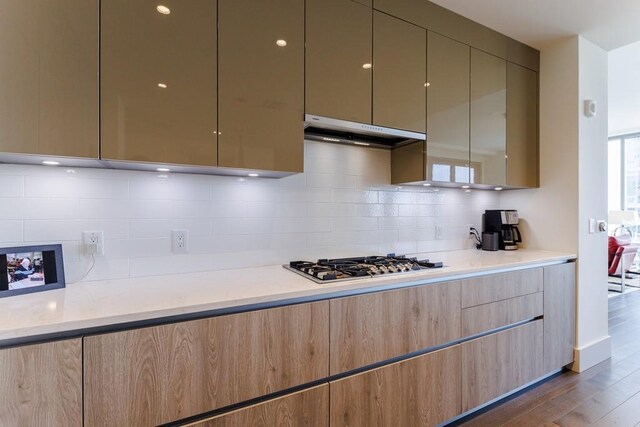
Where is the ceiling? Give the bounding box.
[609,40,640,136]
[430,0,640,51]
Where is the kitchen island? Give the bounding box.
[0,249,575,426]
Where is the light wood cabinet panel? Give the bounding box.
[461,268,543,308]
[0,0,98,158]
[330,345,461,427]
[330,281,461,374]
[470,49,507,186]
[461,320,544,412]
[0,339,82,426]
[218,0,304,173]
[507,62,539,188]
[426,31,471,184]
[544,263,576,372]
[101,0,217,166]
[187,385,328,427]
[306,0,372,123]
[462,292,543,337]
[373,11,426,132]
[84,302,329,427]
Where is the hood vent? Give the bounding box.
[304,114,426,149]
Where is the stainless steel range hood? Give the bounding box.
[304,114,426,149]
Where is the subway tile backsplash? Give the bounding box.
[0,141,498,282]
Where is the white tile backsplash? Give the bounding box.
[0,141,499,282]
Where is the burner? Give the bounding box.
[285,254,444,283]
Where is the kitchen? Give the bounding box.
[0,0,615,426]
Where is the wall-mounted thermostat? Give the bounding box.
[584,99,597,117]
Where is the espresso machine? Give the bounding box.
[484,210,522,250]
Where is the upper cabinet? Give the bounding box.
[372,12,426,132]
[470,49,507,186]
[507,62,539,188]
[0,0,98,159]
[306,0,372,123]
[426,31,471,184]
[218,0,304,173]
[101,0,217,167]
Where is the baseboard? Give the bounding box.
[571,335,612,372]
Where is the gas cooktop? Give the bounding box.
[284,254,443,284]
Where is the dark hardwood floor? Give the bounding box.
[457,290,640,427]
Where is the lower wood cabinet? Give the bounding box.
[83,302,329,427]
[544,262,576,371]
[186,385,328,427]
[461,319,544,412]
[330,345,461,427]
[330,280,461,374]
[461,267,543,308]
[0,339,82,427]
[461,292,543,336]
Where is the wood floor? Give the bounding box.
[456,290,640,427]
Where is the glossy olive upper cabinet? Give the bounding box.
[101,0,217,166]
[470,49,507,186]
[306,0,372,124]
[507,62,539,188]
[217,0,304,173]
[427,32,471,184]
[0,0,98,158]
[372,12,426,133]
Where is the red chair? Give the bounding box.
[608,234,639,293]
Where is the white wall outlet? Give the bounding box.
[435,225,444,240]
[83,231,104,255]
[172,230,188,254]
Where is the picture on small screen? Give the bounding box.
[5,252,45,290]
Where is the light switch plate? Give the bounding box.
[588,219,596,234]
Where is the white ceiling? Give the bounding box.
[430,0,640,51]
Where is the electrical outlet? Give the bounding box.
[435,225,444,240]
[172,230,188,254]
[83,231,104,255]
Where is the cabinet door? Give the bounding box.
[84,302,329,427]
[544,263,576,372]
[0,0,98,158]
[330,280,461,375]
[101,0,217,166]
[426,31,471,184]
[0,339,82,426]
[461,320,544,412]
[470,49,507,186]
[186,385,328,427]
[306,0,372,124]
[507,62,539,188]
[330,345,461,427]
[218,0,304,173]
[373,12,426,132]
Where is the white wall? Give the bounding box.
[0,141,497,282]
[609,40,640,136]
[501,36,611,372]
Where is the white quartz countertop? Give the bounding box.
[0,249,575,346]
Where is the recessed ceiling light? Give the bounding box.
[276,39,287,47]
[42,160,59,166]
[494,187,503,191]
[158,83,168,89]
[362,63,372,69]
[158,174,169,179]
[423,183,431,186]
[248,173,259,177]
[156,167,171,172]
[462,185,470,189]
[424,82,430,87]
[156,5,170,14]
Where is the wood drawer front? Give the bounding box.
[330,345,461,427]
[461,320,544,412]
[330,280,461,374]
[0,339,82,427]
[462,292,543,336]
[84,302,329,427]
[187,385,328,427]
[461,268,543,308]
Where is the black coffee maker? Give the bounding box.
[484,210,522,250]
